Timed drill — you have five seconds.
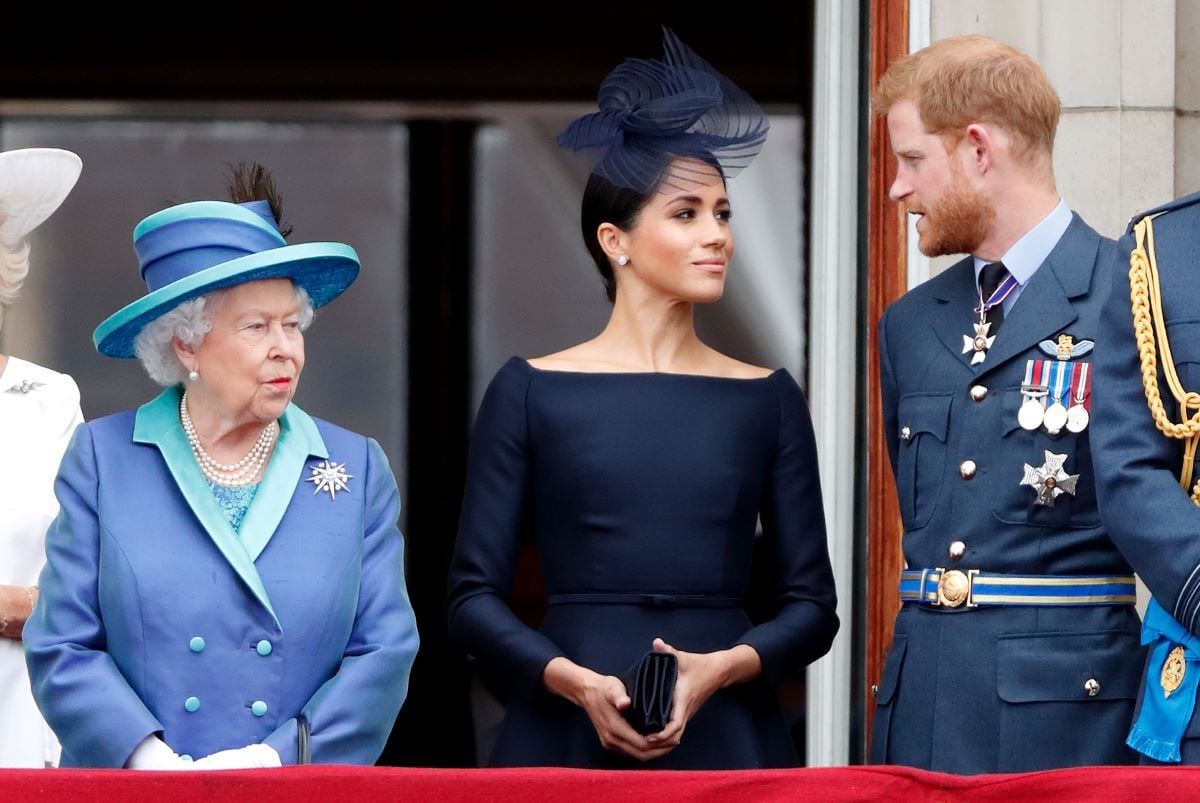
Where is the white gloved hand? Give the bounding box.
[190,743,282,770]
[124,735,192,770]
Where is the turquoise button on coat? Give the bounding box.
[251,700,268,717]
[189,637,205,653]
[256,640,272,656]
[184,696,200,713]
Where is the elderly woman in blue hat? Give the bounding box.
[24,167,419,769]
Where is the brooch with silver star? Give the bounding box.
[5,380,45,394]
[305,459,354,500]
[962,321,996,365]
[1020,450,1079,507]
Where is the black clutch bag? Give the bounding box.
[621,651,677,735]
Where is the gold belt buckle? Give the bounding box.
[935,568,979,608]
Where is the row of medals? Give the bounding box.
[1018,383,1089,435]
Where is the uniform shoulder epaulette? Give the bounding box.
[1126,190,1200,234]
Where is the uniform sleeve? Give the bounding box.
[447,361,565,698]
[23,424,164,768]
[265,437,420,764]
[1092,232,1200,633]
[736,372,840,686]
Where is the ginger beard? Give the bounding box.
[905,158,996,258]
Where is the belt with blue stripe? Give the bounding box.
[899,569,1137,609]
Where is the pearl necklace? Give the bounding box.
[180,391,278,487]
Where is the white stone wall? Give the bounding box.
[928,0,1189,243]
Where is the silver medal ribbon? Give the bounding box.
[1043,359,1069,435]
[1066,361,1091,433]
[1019,359,1048,431]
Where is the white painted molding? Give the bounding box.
[906,0,934,290]
[806,0,860,768]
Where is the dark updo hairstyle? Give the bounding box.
[580,171,653,304]
[580,155,726,304]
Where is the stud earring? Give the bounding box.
[617,255,629,266]
[188,370,200,382]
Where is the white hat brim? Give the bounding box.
[0,148,82,247]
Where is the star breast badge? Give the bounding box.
[305,459,354,500]
[1020,450,1080,507]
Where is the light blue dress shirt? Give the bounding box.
[973,198,1073,314]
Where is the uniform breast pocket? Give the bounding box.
[992,388,1099,529]
[896,393,952,530]
[1166,320,1200,394]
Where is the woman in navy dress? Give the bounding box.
[447,30,838,769]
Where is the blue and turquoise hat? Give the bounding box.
[94,199,359,358]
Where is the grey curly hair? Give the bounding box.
[0,241,32,334]
[133,283,315,386]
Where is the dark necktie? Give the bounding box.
[979,261,1010,335]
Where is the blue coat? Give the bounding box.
[1092,191,1200,763]
[870,215,1143,773]
[23,387,419,767]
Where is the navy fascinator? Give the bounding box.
[557,28,769,194]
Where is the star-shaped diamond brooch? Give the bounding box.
[1020,450,1079,507]
[962,321,996,365]
[5,380,45,394]
[305,459,354,500]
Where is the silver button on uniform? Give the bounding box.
[948,541,966,560]
[871,684,879,700]
[900,426,912,442]
[969,385,988,402]
[1085,678,1100,697]
[959,460,977,480]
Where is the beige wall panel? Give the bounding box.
[1040,0,1122,108]
[1177,0,1200,110]
[930,0,1041,55]
[1120,0,1176,107]
[1174,115,1200,196]
[1055,109,1123,237]
[1118,109,1177,223]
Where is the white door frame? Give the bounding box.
[806,0,861,767]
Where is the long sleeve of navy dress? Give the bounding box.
[447,358,838,768]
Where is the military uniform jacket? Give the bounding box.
[23,387,419,767]
[870,215,1143,774]
[1093,191,1200,763]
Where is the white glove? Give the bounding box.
[124,735,191,770]
[190,743,282,770]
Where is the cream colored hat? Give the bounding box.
[0,148,82,247]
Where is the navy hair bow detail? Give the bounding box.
[558,28,769,194]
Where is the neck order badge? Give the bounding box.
[963,269,1018,365]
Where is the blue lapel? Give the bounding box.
[926,258,984,372]
[239,403,328,562]
[132,388,329,627]
[974,214,1098,378]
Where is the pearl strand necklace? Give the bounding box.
[180,391,278,487]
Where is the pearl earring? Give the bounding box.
[188,370,200,382]
[617,255,629,266]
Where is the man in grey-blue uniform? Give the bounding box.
[869,35,1143,774]
[1093,191,1200,765]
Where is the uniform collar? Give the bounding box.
[973,198,1072,290]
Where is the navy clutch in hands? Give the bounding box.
[621,651,677,735]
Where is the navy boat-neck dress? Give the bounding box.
[447,357,838,768]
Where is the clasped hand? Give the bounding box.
[545,638,761,762]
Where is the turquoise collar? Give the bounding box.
[133,386,328,627]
